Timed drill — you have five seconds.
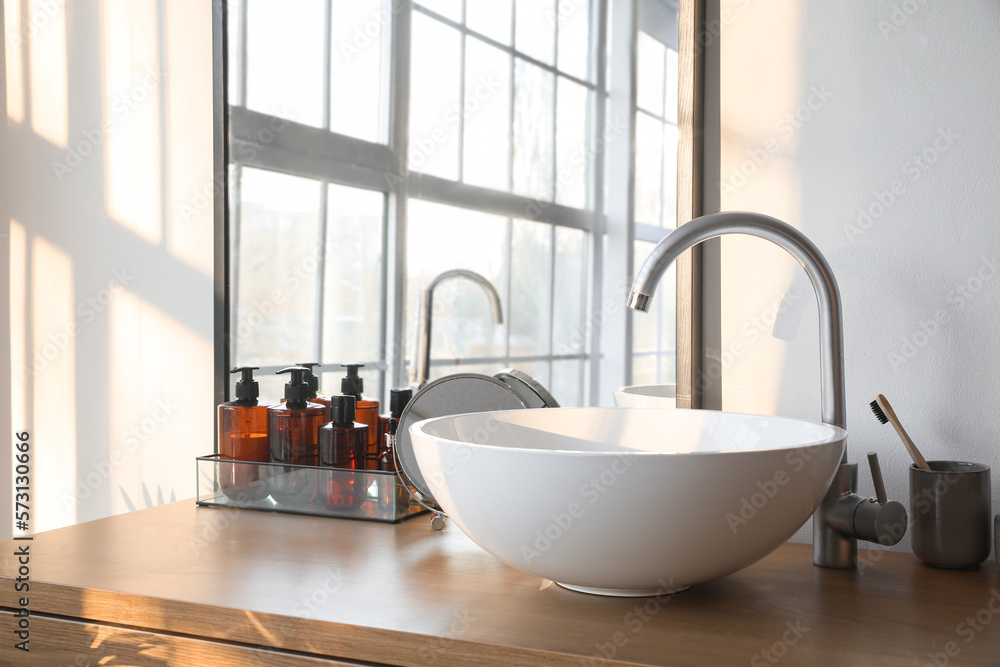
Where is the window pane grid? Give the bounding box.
[228,0,681,407]
[230,167,388,398]
[635,31,678,229]
[412,2,595,90]
[407,199,589,405]
[414,0,595,211]
[636,106,674,126]
[631,35,678,382]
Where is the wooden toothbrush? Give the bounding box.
[870,394,931,471]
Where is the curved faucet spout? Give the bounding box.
[626,211,892,570]
[411,269,504,389]
[627,211,846,435]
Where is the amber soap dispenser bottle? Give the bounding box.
[340,364,380,469]
[378,387,413,510]
[218,366,271,501]
[378,387,412,443]
[297,361,331,420]
[319,395,368,510]
[268,366,327,504]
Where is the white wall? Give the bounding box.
[3,0,214,538]
[0,1,11,543]
[718,1,1000,550]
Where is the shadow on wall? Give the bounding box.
[6,0,214,536]
[119,483,178,513]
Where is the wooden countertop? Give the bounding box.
[1,500,999,666]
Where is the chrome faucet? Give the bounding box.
[627,211,906,569]
[410,269,504,389]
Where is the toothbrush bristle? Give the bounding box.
[870,400,889,424]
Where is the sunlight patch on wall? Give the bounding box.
[100,0,163,245]
[163,0,214,278]
[4,0,25,123]
[9,220,26,434]
[31,235,77,531]
[718,0,803,417]
[109,289,211,517]
[27,0,68,146]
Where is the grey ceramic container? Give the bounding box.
[910,461,991,569]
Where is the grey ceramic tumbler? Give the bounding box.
[910,461,991,568]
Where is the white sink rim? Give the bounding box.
[413,407,846,456]
[613,383,677,408]
[410,407,847,597]
[616,383,677,398]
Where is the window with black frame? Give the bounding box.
[224,0,680,406]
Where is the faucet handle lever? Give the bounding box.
[867,452,888,504]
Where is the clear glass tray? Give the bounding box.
[196,454,428,523]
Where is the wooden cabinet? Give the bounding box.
[0,611,364,666]
[1,501,998,666]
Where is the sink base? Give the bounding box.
[557,582,693,598]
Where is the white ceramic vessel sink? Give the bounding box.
[613,384,677,408]
[410,407,845,597]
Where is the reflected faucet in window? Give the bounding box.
[410,269,504,389]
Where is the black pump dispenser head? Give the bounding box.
[329,394,357,427]
[389,388,412,418]
[387,388,412,437]
[296,361,321,397]
[231,366,260,403]
[277,366,311,408]
[341,363,365,399]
